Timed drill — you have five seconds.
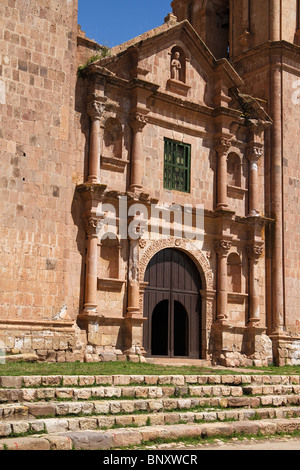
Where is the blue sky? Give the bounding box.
[78,0,172,47]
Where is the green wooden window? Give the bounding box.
[164,138,191,193]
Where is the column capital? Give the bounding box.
[246,144,264,162]
[215,239,232,257]
[214,137,232,156]
[87,100,105,120]
[130,112,148,133]
[247,244,264,261]
[83,214,105,238]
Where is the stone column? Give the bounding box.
[126,239,140,317]
[215,138,231,210]
[129,112,148,192]
[270,62,284,334]
[247,144,263,216]
[247,244,263,325]
[269,0,281,42]
[87,101,104,184]
[215,240,232,322]
[83,215,103,314]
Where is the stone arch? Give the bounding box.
[138,239,215,359]
[139,239,213,290]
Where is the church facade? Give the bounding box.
[0,0,299,366]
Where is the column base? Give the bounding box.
[216,203,229,210]
[215,317,228,325]
[247,210,260,217]
[87,176,100,184]
[126,307,142,317]
[83,304,98,315]
[248,318,261,327]
[129,184,143,193]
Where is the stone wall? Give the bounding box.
[0,0,84,354]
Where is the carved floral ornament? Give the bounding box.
[214,240,232,256]
[130,113,148,132]
[247,244,264,260]
[87,101,105,120]
[246,145,264,162]
[215,138,232,156]
[83,215,105,237]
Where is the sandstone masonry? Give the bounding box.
[0,0,299,366]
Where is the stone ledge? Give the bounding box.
[4,353,38,363]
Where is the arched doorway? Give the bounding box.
[143,248,202,358]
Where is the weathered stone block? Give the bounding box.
[0,376,23,389]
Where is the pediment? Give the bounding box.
[95,19,244,109]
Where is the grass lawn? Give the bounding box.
[0,360,299,376]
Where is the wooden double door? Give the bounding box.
[143,248,202,358]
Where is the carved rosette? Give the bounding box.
[215,240,232,257]
[130,113,148,133]
[247,244,264,261]
[214,138,232,156]
[139,239,147,249]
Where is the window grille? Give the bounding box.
[163,138,191,193]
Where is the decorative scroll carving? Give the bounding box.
[128,240,140,283]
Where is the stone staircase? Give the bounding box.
[0,373,300,450]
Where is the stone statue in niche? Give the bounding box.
[171,51,182,81]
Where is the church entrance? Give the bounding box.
[143,248,202,358]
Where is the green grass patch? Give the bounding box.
[0,361,299,377]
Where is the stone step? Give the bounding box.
[2,383,300,403]
[243,385,300,395]
[0,397,300,437]
[2,417,300,450]
[1,405,300,439]
[0,404,29,420]
[0,374,299,389]
[0,385,246,402]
